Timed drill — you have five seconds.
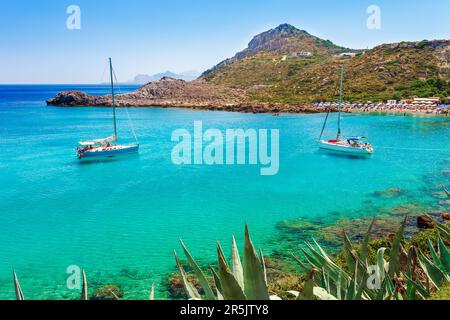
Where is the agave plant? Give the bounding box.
[293,217,450,300]
[174,224,280,300]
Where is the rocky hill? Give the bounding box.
[48,24,449,110]
[202,23,354,77]
[202,24,449,103]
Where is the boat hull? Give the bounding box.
[78,144,139,160]
[319,141,373,156]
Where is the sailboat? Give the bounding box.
[76,58,139,160]
[318,65,374,155]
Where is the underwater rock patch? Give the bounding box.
[371,188,405,198]
[91,284,124,300]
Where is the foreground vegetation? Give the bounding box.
[174,217,449,300]
[10,191,450,300]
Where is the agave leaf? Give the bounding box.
[291,253,309,273]
[406,246,417,278]
[81,270,88,301]
[404,274,430,300]
[313,287,338,300]
[336,271,342,300]
[304,243,341,280]
[377,248,387,281]
[216,289,224,300]
[426,214,450,242]
[343,232,356,274]
[346,263,359,300]
[300,247,321,269]
[180,240,216,300]
[149,282,155,300]
[360,218,375,264]
[384,276,395,300]
[209,266,224,300]
[375,276,389,300]
[353,264,366,300]
[417,250,448,289]
[388,216,406,277]
[110,290,120,300]
[259,249,268,286]
[444,186,450,199]
[217,242,247,300]
[231,236,244,289]
[405,278,417,300]
[298,270,315,300]
[13,271,24,301]
[312,239,340,267]
[243,225,269,300]
[436,223,450,242]
[437,235,450,273]
[174,250,202,300]
[304,241,350,288]
[210,266,223,293]
[428,239,445,271]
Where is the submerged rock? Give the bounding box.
[371,188,405,198]
[417,215,435,229]
[91,284,124,300]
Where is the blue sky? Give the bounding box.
[0,0,448,84]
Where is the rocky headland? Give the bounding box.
[46,77,328,114]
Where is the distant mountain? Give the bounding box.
[126,70,200,84]
[202,23,449,102]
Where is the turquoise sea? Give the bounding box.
[0,85,449,299]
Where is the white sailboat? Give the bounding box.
[77,58,139,160]
[318,65,374,155]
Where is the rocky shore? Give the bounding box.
[46,77,329,114]
[47,77,449,116]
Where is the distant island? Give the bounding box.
[123,70,200,84]
[48,24,449,115]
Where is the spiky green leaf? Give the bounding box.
[361,218,375,264]
[180,240,216,300]
[174,250,201,300]
[243,225,269,300]
[81,270,88,301]
[231,236,244,289]
[417,250,448,289]
[13,271,24,301]
[437,235,450,273]
[388,217,406,277]
[217,243,247,300]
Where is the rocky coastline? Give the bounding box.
[47,77,449,116]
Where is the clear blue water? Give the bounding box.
[0,85,449,300]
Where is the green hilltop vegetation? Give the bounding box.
[202,24,450,104]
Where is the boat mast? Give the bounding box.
[109,58,118,143]
[337,64,344,138]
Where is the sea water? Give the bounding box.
[0,85,448,299]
